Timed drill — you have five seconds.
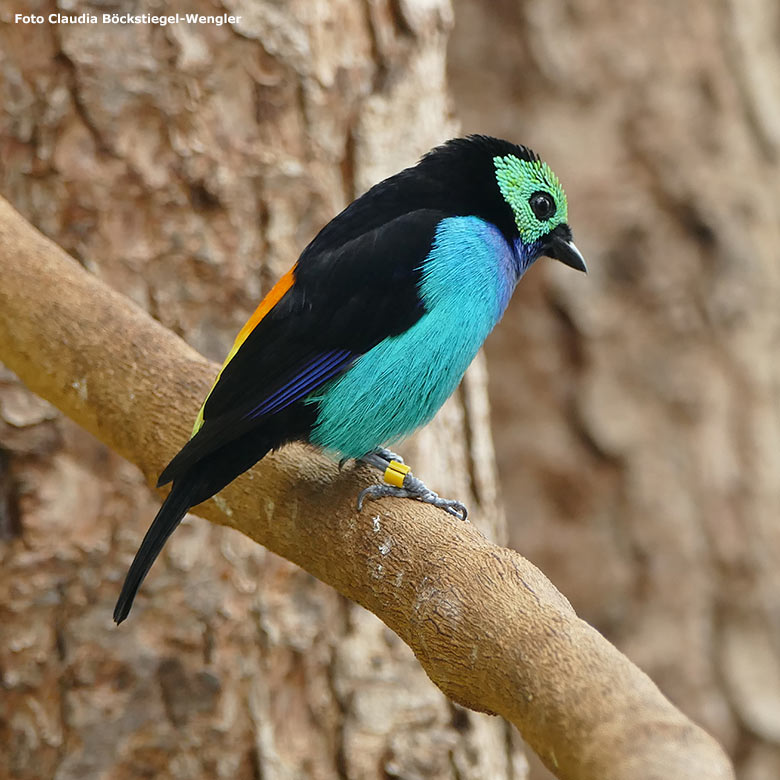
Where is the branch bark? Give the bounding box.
[0,196,734,780]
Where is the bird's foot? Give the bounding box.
[356,450,468,522]
[358,481,468,521]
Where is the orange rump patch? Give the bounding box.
[191,263,297,436]
[232,263,296,353]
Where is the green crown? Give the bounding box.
[493,155,568,244]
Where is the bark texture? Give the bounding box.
[449,1,780,778]
[0,2,516,778]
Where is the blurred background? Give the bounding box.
[1,1,779,778]
[451,1,780,777]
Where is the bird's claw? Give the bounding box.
[357,482,469,522]
[356,447,468,521]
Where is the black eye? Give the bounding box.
[529,191,556,220]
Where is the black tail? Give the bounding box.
[113,430,279,624]
[113,478,198,624]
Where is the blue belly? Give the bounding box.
[307,216,520,459]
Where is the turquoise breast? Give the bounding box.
[307,216,520,459]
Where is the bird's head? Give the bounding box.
[493,151,586,274]
[414,136,586,275]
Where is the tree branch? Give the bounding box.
[0,196,734,780]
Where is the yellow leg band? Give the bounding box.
[384,460,411,488]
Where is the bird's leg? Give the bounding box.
[341,447,400,471]
[356,449,468,522]
[358,447,403,470]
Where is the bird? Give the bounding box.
[113,135,586,623]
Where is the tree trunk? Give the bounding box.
[0,4,519,778]
[449,1,780,778]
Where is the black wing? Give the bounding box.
[158,209,444,484]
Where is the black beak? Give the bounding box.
[545,229,587,273]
